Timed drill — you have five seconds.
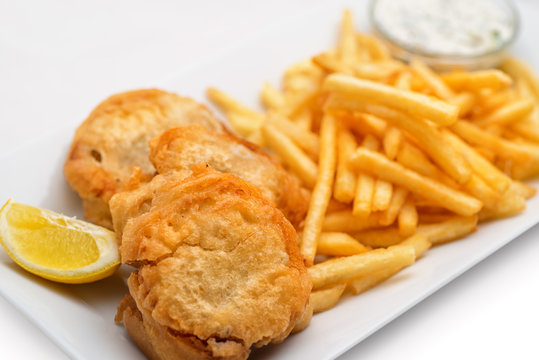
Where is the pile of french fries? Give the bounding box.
[207,10,539,314]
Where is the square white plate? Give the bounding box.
[1,1,539,359]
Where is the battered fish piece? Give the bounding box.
[113,166,312,360]
[64,89,223,229]
[147,124,309,228]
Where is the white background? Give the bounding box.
[1,0,538,359]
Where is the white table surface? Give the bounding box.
[1,1,538,359]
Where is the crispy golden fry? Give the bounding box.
[476,98,535,126]
[418,215,478,245]
[354,227,403,248]
[323,74,458,125]
[372,179,393,212]
[441,69,512,91]
[400,233,431,258]
[355,215,477,247]
[356,33,391,61]
[267,113,320,158]
[410,58,455,100]
[262,123,318,188]
[350,148,483,216]
[353,61,404,80]
[227,112,262,136]
[207,87,264,120]
[443,130,511,193]
[312,52,351,74]
[450,92,477,117]
[301,114,337,266]
[396,142,441,179]
[395,71,413,90]
[346,113,387,139]
[337,10,357,67]
[310,283,346,314]
[511,117,539,143]
[327,97,471,183]
[334,126,358,203]
[382,126,403,160]
[308,245,415,289]
[362,133,381,151]
[380,187,408,226]
[292,107,314,131]
[500,57,539,99]
[398,196,418,237]
[261,81,286,110]
[346,240,422,295]
[463,174,500,209]
[317,232,370,256]
[323,211,381,233]
[353,174,375,217]
[510,180,537,199]
[479,89,515,112]
[450,120,532,161]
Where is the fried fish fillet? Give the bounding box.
[64,89,223,229]
[147,124,309,228]
[113,166,312,360]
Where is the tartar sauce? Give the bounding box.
[372,0,516,57]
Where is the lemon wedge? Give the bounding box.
[0,199,120,284]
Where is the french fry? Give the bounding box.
[207,87,264,120]
[395,70,413,90]
[317,232,370,256]
[355,216,478,247]
[353,61,403,80]
[372,179,393,212]
[327,97,471,183]
[260,81,286,110]
[450,92,477,117]
[398,196,418,237]
[261,123,317,188]
[350,148,483,216]
[301,114,337,266]
[410,58,455,100]
[226,112,263,136]
[353,174,375,217]
[396,142,441,179]
[323,74,459,125]
[462,174,500,209]
[450,120,532,161]
[382,126,403,160]
[312,52,351,74]
[334,126,358,203]
[400,233,432,258]
[308,245,415,289]
[323,211,381,233]
[311,283,347,313]
[500,57,539,99]
[380,187,408,226]
[356,33,391,61]
[441,69,513,91]
[346,239,424,295]
[346,113,387,139]
[354,227,403,248]
[267,113,320,158]
[475,98,535,127]
[337,10,357,67]
[479,89,515,112]
[418,215,478,245]
[443,130,511,193]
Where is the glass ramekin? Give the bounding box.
[369,0,520,71]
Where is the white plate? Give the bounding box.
[1,1,539,359]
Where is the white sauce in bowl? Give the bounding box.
[372,0,516,57]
